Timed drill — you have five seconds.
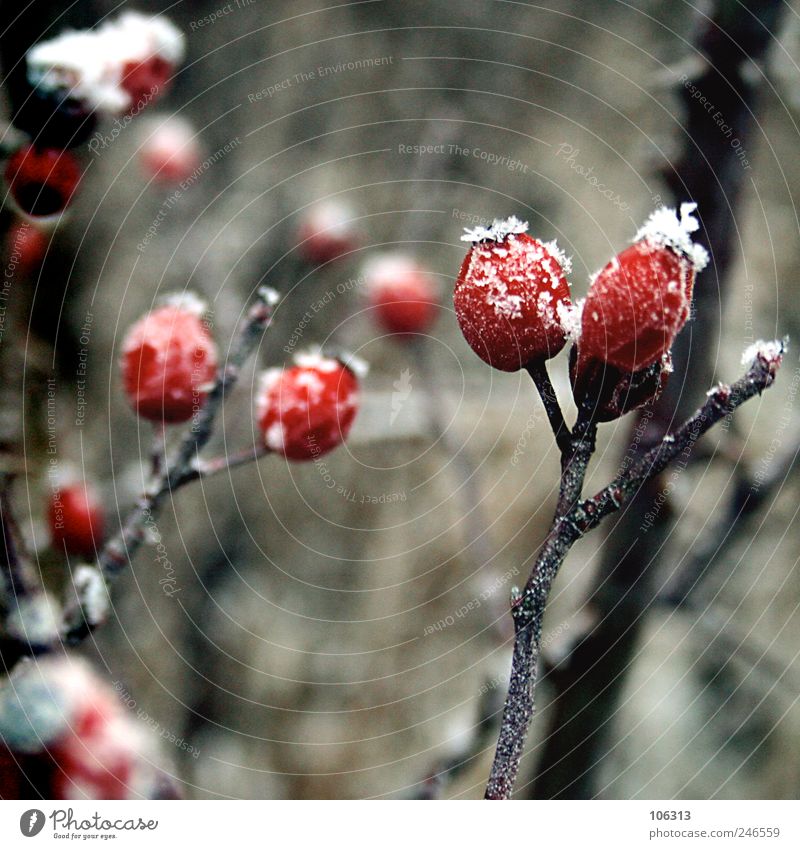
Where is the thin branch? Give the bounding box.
[526,362,572,455]
[484,345,783,799]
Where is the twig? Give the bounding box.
[526,362,572,455]
[0,475,38,605]
[484,346,783,799]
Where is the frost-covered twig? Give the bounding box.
[484,343,783,799]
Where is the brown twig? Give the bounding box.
[484,344,783,799]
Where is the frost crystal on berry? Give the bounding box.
[633,202,709,271]
[461,215,529,244]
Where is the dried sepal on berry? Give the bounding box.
[363,253,438,335]
[570,346,671,422]
[121,292,217,424]
[256,350,364,461]
[454,216,572,371]
[579,203,708,372]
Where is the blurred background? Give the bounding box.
[1,0,799,799]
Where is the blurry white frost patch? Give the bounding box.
[27,11,185,113]
[741,339,785,366]
[634,202,709,271]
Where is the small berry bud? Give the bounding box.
[256,352,363,461]
[48,481,106,557]
[297,201,359,264]
[363,253,438,335]
[454,216,572,371]
[579,203,709,372]
[121,294,217,424]
[138,117,201,184]
[4,145,81,218]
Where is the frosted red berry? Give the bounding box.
[454,217,572,371]
[364,253,438,335]
[257,353,362,461]
[4,145,81,218]
[49,482,105,557]
[297,201,359,265]
[121,294,217,424]
[579,203,709,372]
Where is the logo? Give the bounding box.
[390,368,413,425]
[20,810,45,837]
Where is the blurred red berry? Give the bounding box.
[297,201,359,264]
[120,56,173,112]
[121,294,217,424]
[454,216,572,371]
[5,219,48,278]
[364,254,438,335]
[49,482,105,557]
[4,145,81,218]
[579,203,709,372]
[257,353,362,461]
[138,118,201,184]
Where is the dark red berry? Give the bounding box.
[579,204,708,372]
[49,482,105,557]
[4,145,81,218]
[364,254,438,335]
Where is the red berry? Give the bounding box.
[138,118,201,184]
[49,482,105,557]
[297,201,359,264]
[454,217,572,371]
[364,253,438,335]
[5,219,48,278]
[579,203,709,372]
[4,145,81,218]
[120,56,173,112]
[121,294,217,424]
[257,353,362,461]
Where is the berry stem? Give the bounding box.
[0,475,38,604]
[526,362,572,455]
[484,345,783,799]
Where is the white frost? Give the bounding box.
[557,298,584,343]
[633,202,709,271]
[461,215,529,243]
[740,338,785,366]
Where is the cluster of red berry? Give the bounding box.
[454,204,709,418]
